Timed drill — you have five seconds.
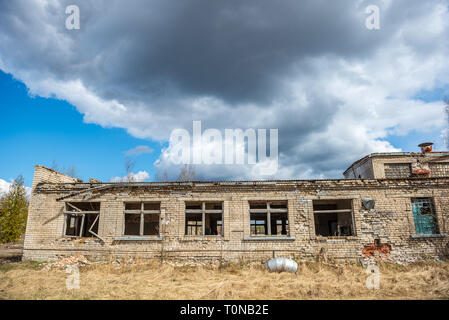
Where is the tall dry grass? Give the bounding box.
[0,259,448,300]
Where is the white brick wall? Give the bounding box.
[23,166,449,263]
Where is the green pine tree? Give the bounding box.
[0,175,29,243]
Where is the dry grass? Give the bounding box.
[0,259,448,300]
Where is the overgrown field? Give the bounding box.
[0,259,448,300]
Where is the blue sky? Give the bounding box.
[0,71,162,187]
[0,1,448,188]
[1,68,447,188]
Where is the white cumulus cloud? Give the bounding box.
[110,171,150,183]
[0,178,32,198]
[1,1,448,180]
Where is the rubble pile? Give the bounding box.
[164,260,214,268]
[43,254,90,270]
[112,258,136,266]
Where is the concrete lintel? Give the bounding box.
[114,236,162,241]
[243,236,295,241]
[410,234,448,239]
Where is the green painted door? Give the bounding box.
[411,198,438,235]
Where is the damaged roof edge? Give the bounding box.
[343,152,449,175]
[35,176,449,201]
[35,164,79,180]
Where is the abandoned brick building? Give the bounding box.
[23,143,449,263]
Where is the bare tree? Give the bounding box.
[64,166,78,178]
[177,164,195,182]
[51,160,59,171]
[154,165,196,182]
[125,159,136,182]
[155,169,169,182]
[51,161,79,178]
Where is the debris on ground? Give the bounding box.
[111,258,137,267]
[164,260,211,268]
[112,259,121,266]
[43,254,90,270]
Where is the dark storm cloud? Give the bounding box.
[0,0,386,104]
[80,0,392,105]
[0,0,448,179]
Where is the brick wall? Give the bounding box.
[23,168,449,263]
[384,163,412,178]
[429,163,449,177]
[346,154,449,179]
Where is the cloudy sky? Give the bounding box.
[1,0,449,190]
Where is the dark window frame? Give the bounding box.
[123,202,160,236]
[185,202,223,236]
[63,202,101,239]
[249,201,289,236]
[312,200,355,238]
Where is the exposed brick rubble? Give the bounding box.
[362,243,392,259]
[43,254,89,270]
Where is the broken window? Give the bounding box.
[64,202,101,239]
[124,202,160,236]
[411,198,439,235]
[250,213,267,235]
[249,201,289,236]
[186,213,202,235]
[185,202,223,236]
[313,200,354,237]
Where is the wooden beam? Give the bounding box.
[186,209,222,214]
[64,211,99,215]
[124,210,143,214]
[267,202,271,236]
[79,215,85,237]
[249,208,287,213]
[88,215,105,242]
[313,209,352,214]
[140,213,144,236]
[67,202,82,212]
[142,210,161,214]
[201,202,206,236]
